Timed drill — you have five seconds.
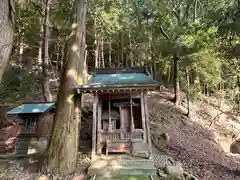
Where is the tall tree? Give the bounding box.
[0,0,15,80]
[42,0,52,101]
[41,0,87,175]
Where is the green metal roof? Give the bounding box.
[7,103,55,115]
[74,68,160,92]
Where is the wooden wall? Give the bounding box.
[36,113,54,137]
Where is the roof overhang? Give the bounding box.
[74,84,160,94]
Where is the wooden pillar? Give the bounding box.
[97,99,102,154]
[108,94,112,132]
[130,94,135,132]
[92,94,98,160]
[119,107,124,139]
[143,92,152,156]
[140,92,147,143]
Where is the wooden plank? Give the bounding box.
[98,92,140,100]
[143,92,152,156]
[92,94,98,160]
[97,99,102,154]
[140,92,147,143]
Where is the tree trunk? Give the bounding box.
[120,32,124,67]
[186,68,191,117]
[100,37,105,68]
[117,43,120,67]
[41,0,87,175]
[42,0,52,102]
[94,16,99,68]
[129,33,133,67]
[193,0,198,22]
[109,38,111,67]
[83,45,88,83]
[0,0,15,81]
[173,55,180,106]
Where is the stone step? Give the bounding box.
[88,159,156,177]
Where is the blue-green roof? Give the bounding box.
[74,68,160,92]
[90,73,159,86]
[7,103,55,115]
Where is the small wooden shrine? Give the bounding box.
[74,67,160,160]
[6,102,55,154]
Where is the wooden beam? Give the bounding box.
[98,92,140,100]
[143,92,152,157]
[74,86,159,94]
[97,99,102,154]
[140,92,147,143]
[92,94,98,160]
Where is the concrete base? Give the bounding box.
[88,154,156,177]
[132,142,149,158]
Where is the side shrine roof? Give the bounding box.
[74,67,160,93]
[7,102,55,115]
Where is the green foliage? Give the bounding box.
[0,71,40,105]
[8,0,240,108]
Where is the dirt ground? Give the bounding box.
[148,89,240,180]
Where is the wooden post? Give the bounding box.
[140,92,147,142]
[130,94,135,132]
[108,94,112,132]
[97,99,102,154]
[143,92,152,156]
[92,94,98,160]
[119,107,124,139]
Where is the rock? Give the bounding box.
[183,171,198,180]
[189,176,198,180]
[157,168,168,178]
[230,140,240,154]
[72,174,87,180]
[38,175,48,180]
[165,162,184,177]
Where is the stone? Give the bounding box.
[72,174,87,180]
[38,175,48,180]
[157,168,168,178]
[189,176,198,180]
[132,142,149,158]
[165,162,184,177]
[230,140,240,154]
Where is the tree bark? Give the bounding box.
[42,0,52,102]
[41,0,87,175]
[0,0,15,81]
[186,68,191,117]
[173,55,180,106]
[100,36,105,68]
[120,32,124,67]
[129,32,133,67]
[109,38,111,67]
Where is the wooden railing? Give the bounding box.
[100,130,143,142]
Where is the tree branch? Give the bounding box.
[160,26,170,40]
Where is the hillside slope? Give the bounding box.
[148,88,240,180]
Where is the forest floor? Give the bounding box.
[148,87,240,180]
